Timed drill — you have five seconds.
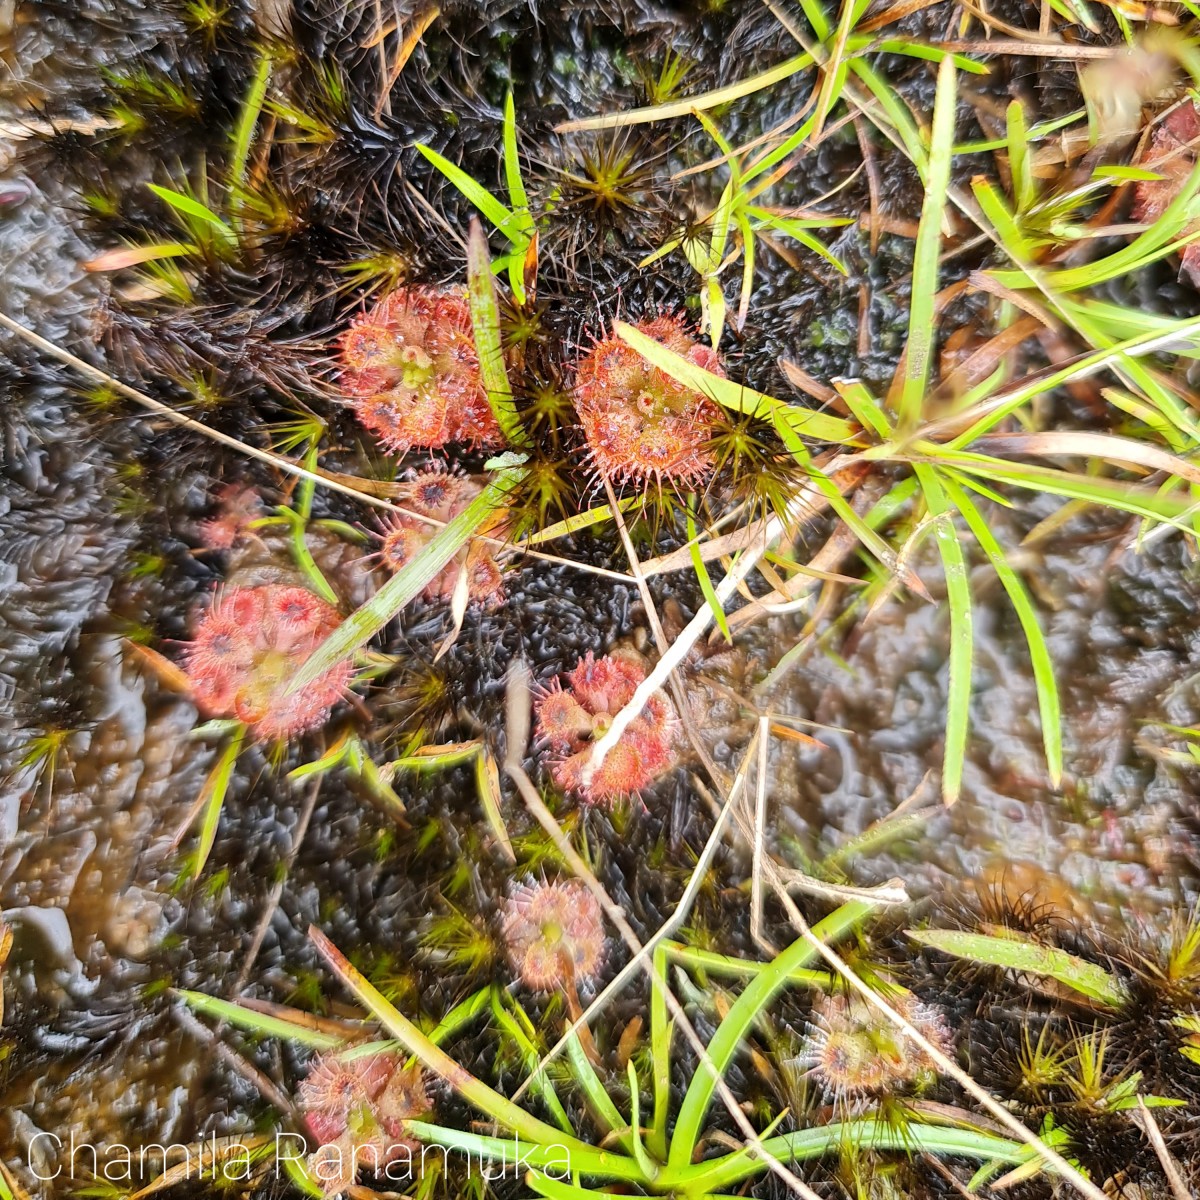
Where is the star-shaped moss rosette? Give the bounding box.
[339,286,505,454]
[183,584,354,741]
[372,466,506,608]
[535,651,679,805]
[298,1051,430,1193]
[572,314,724,489]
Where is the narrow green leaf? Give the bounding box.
[522,498,639,544]
[230,53,273,213]
[871,39,991,73]
[625,1061,657,1181]
[834,380,892,439]
[1092,163,1163,183]
[193,724,245,876]
[990,158,1200,294]
[613,320,856,444]
[667,901,876,1170]
[147,184,235,243]
[936,452,1198,530]
[946,313,1200,448]
[956,108,1083,154]
[402,1121,642,1183]
[747,208,848,273]
[680,1118,1055,1193]
[850,60,927,178]
[665,942,833,988]
[414,143,522,242]
[914,465,972,804]
[564,1031,629,1149]
[898,57,956,430]
[490,993,573,1134]
[554,52,815,131]
[907,928,1127,1008]
[466,219,525,446]
[84,241,200,271]
[1006,101,1034,213]
[688,506,731,643]
[502,90,532,227]
[649,943,672,1163]
[175,989,344,1048]
[309,927,620,1163]
[474,746,514,863]
[973,176,1032,262]
[286,464,526,690]
[526,1174,643,1200]
[941,475,1062,785]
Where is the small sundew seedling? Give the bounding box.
[183,584,354,740]
[197,482,264,551]
[368,466,507,609]
[573,315,724,491]
[339,286,504,454]
[534,650,679,806]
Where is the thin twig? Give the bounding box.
[0,313,405,512]
[1135,1097,1193,1200]
[750,716,774,954]
[0,313,632,584]
[582,482,819,784]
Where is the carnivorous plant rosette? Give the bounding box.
[339,286,504,454]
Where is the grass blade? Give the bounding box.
[147,184,235,245]
[309,926,625,1167]
[502,90,531,226]
[941,475,1062,785]
[553,53,815,131]
[414,143,521,241]
[286,462,525,690]
[681,1118,1052,1192]
[467,218,526,446]
[1006,101,1034,213]
[907,928,1127,1007]
[564,1031,629,1148]
[913,465,972,805]
[192,724,245,876]
[230,52,272,215]
[898,56,955,430]
[613,320,857,444]
[401,1121,644,1183]
[687,505,731,643]
[667,902,875,1170]
[175,989,344,1049]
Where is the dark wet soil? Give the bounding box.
[2,0,1200,1195]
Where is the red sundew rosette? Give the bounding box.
[298,1053,429,1193]
[183,585,354,741]
[371,467,507,608]
[299,1053,396,1146]
[501,880,606,990]
[798,992,955,1103]
[338,287,504,454]
[533,651,679,806]
[1132,102,1200,287]
[573,314,724,489]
